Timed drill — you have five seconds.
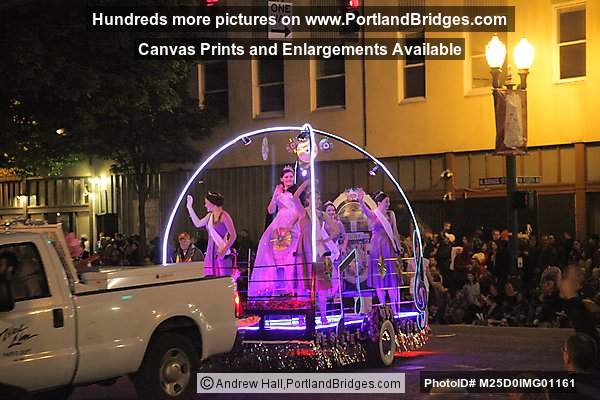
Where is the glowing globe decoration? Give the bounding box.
[161,123,428,323]
[319,138,333,153]
[296,137,318,164]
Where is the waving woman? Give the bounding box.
[186,192,237,277]
[249,166,309,297]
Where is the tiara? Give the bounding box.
[282,165,294,173]
[323,201,336,210]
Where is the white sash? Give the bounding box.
[278,192,296,210]
[373,209,400,253]
[207,213,230,256]
[305,209,338,260]
[320,221,341,261]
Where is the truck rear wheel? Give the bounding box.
[133,332,199,400]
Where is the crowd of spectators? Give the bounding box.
[71,222,600,333]
[425,222,600,329]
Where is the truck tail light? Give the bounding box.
[234,291,243,318]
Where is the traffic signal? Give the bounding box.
[346,0,360,9]
[340,0,360,35]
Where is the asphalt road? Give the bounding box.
[70,324,572,400]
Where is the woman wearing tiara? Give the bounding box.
[357,189,403,313]
[316,201,347,308]
[186,192,237,277]
[300,191,335,324]
[249,166,309,297]
[322,201,349,260]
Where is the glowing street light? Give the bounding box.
[485,34,507,88]
[514,36,535,89]
[514,37,534,70]
[485,34,507,68]
[486,34,535,277]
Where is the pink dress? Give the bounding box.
[249,192,305,297]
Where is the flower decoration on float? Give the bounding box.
[270,227,293,250]
[378,255,387,278]
[286,137,299,154]
[324,257,333,279]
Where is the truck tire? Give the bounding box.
[133,332,199,400]
[367,319,397,367]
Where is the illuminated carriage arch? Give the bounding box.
[162,124,428,331]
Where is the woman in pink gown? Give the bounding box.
[249,167,309,297]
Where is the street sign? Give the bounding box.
[479,177,505,186]
[268,1,293,40]
[518,176,541,184]
[479,176,541,186]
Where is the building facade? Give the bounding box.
[187,0,600,240]
[2,0,599,243]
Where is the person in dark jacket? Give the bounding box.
[535,267,564,327]
[539,235,562,269]
[552,270,600,400]
[553,333,600,400]
[560,272,600,358]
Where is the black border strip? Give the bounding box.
[75,275,228,296]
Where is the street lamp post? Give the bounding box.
[486,35,534,275]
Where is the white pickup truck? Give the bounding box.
[0,223,238,400]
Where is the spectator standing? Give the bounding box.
[461,272,481,323]
[558,333,600,400]
[534,267,564,327]
[172,232,204,263]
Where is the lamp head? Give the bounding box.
[514,36,534,71]
[485,34,507,69]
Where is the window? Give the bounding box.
[315,56,346,108]
[198,60,229,119]
[402,31,426,99]
[556,3,586,80]
[0,243,50,302]
[256,57,284,114]
[469,31,507,90]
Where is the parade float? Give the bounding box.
[162,123,429,370]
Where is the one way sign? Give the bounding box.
[268,1,293,40]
